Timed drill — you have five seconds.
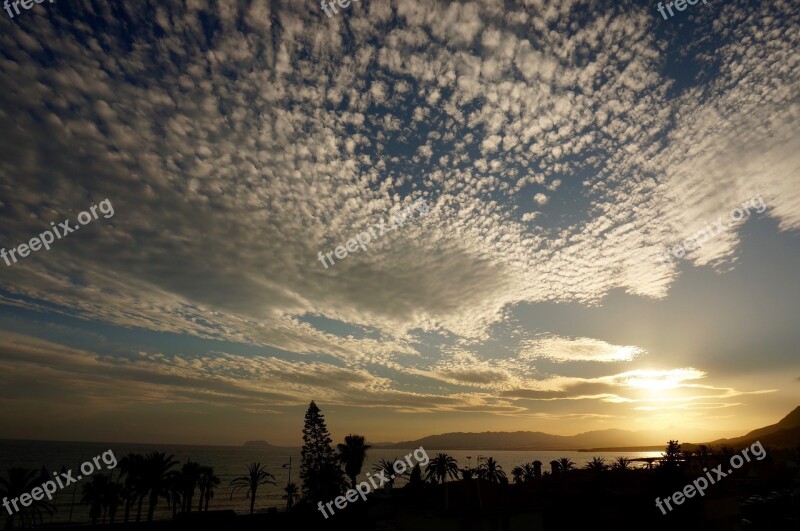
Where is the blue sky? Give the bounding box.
[0,0,798,446]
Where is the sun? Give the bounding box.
[617,369,706,391]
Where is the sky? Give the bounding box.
[0,0,798,447]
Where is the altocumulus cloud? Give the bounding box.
[0,0,794,425]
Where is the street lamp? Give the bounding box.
[282,457,293,511]
[282,457,292,483]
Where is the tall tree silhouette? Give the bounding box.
[179,460,202,513]
[300,401,344,503]
[104,480,123,523]
[165,474,182,518]
[425,453,459,484]
[118,453,145,523]
[142,452,178,522]
[337,434,371,489]
[81,474,120,524]
[408,464,424,489]
[230,463,275,515]
[661,440,682,470]
[197,467,220,512]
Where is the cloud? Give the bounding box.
[0,0,795,432]
[520,336,645,363]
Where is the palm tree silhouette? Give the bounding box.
[282,482,298,510]
[81,474,120,524]
[141,452,179,522]
[165,474,182,518]
[557,457,575,473]
[584,457,608,472]
[477,457,506,483]
[0,468,55,529]
[521,462,537,482]
[337,434,371,489]
[104,480,123,523]
[179,460,202,513]
[372,459,402,490]
[229,462,275,515]
[511,462,537,484]
[118,453,145,523]
[425,453,459,484]
[197,466,220,512]
[612,456,631,471]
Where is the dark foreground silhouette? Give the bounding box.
[3,402,798,530]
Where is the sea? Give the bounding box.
[0,439,661,524]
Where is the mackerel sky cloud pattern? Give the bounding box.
[0,0,797,444]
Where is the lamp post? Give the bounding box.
[282,457,292,483]
[282,457,292,511]
[466,455,472,470]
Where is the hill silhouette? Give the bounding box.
[379,428,665,450]
[702,405,800,449]
[377,406,800,451]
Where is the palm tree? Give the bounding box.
[118,453,145,523]
[197,467,220,512]
[81,475,106,525]
[179,460,202,513]
[557,457,575,473]
[521,462,537,482]
[282,482,298,510]
[337,434,371,489]
[81,474,122,524]
[165,474,182,518]
[612,456,631,471]
[230,462,275,515]
[477,457,506,483]
[424,453,459,484]
[584,457,608,472]
[141,452,179,522]
[103,480,123,524]
[202,474,220,512]
[0,468,55,529]
[511,466,524,484]
[372,459,402,490]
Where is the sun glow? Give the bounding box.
[612,368,706,391]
